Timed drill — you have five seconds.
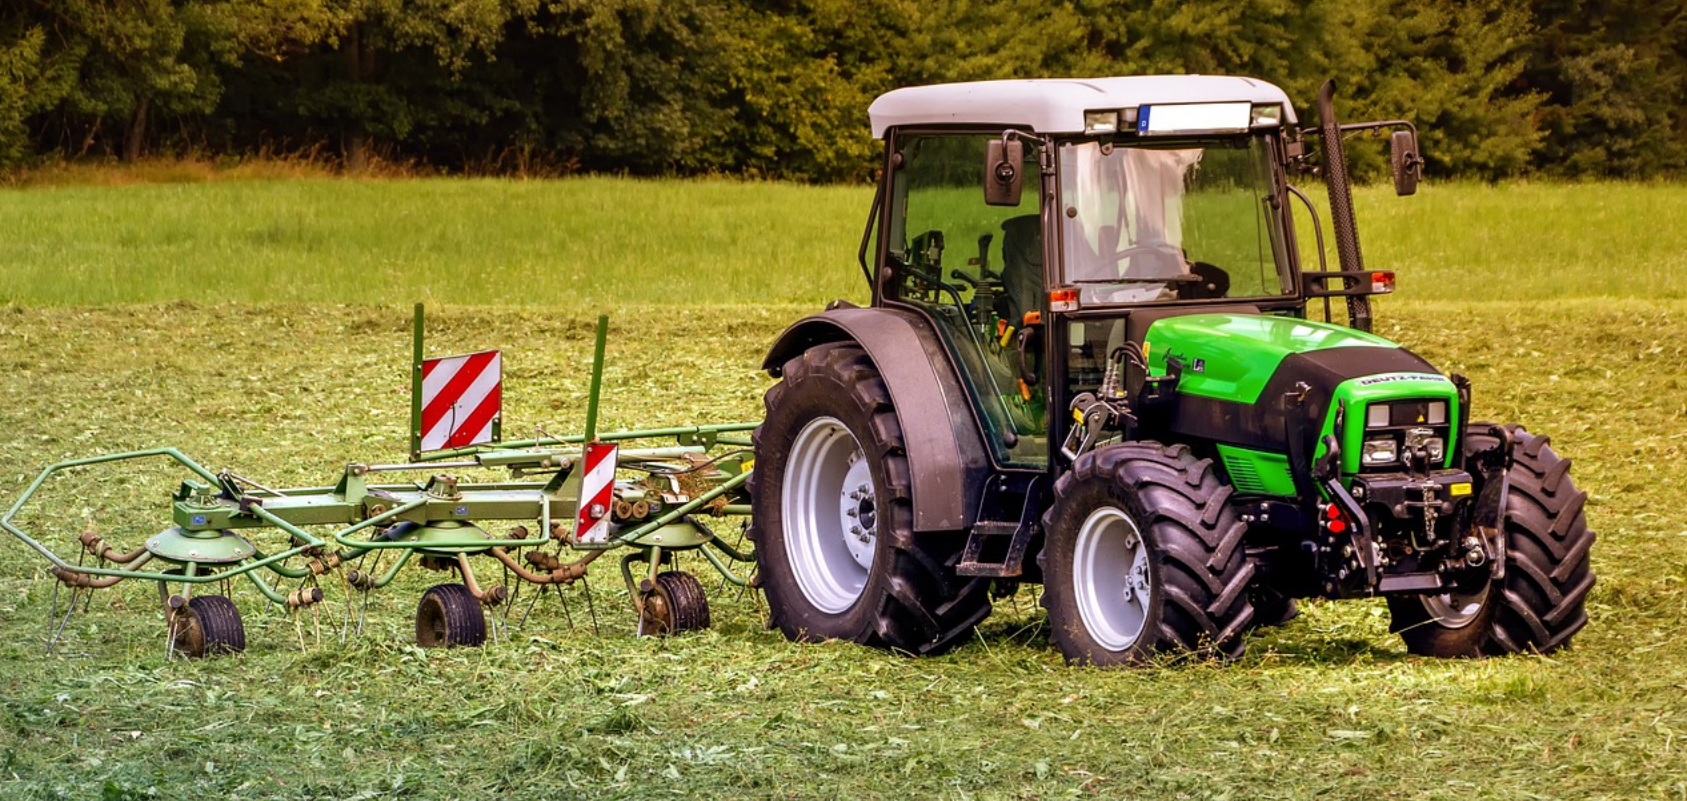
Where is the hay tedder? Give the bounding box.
[3,307,758,657]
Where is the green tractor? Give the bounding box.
[749,76,1595,665]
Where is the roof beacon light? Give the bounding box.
[1084,110,1120,135]
[1136,102,1251,136]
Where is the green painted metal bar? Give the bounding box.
[327,497,431,549]
[584,314,608,442]
[608,469,753,547]
[244,505,328,548]
[370,548,415,588]
[244,569,291,605]
[415,422,759,462]
[409,302,425,462]
[719,504,752,516]
[704,531,755,563]
[328,496,553,550]
[15,543,315,585]
[698,542,751,586]
[251,550,313,579]
[4,448,224,575]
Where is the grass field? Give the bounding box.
[0,176,1684,800]
[5,178,1687,307]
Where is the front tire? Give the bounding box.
[1040,442,1255,666]
[1389,425,1595,656]
[750,343,992,655]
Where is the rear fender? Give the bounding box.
[764,307,990,532]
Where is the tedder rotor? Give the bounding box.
[3,308,757,657]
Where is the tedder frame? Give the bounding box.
[4,308,758,657]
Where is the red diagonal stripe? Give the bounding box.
[422,358,439,380]
[444,382,501,448]
[421,351,497,433]
[580,483,614,527]
[583,442,614,474]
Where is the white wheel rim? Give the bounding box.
[783,417,876,614]
[1422,581,1490,629]
[1073,506,1152,652]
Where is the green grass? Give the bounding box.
[1,178,1685,799]
[0,178,873,308]
[5,178,1687,308]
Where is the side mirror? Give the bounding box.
[1390,130,1423,196]
[984,138,1025,207]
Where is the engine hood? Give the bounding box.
[1142,313,1421,404]
[1141,312,1459,481]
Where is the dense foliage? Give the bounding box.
[3,0,1684,181]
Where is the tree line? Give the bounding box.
[2,0,1683,182]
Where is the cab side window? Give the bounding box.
[886,134,1048,467]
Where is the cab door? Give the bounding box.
[881,132,1049,468]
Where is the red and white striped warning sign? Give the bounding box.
[574,442,618,544]
[419,350,502,452]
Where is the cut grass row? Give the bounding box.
[4,178,1687,308]
[0,299,1682,799]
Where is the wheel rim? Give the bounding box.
[1422,580,1490,629]
[417,598,446,647]
[640,588,673,636]
[1073,506,1152,652]
[170,610,205,658]
[783,417,876,614]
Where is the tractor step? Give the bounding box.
[956,478,1047,578]
[956,521,1030,577]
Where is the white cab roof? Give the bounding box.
[868,75,1297,138]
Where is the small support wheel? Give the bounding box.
[639,571,711,636]
[169,595,246,658]
[416,583,487,648]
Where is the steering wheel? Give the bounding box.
[1178,262,1231,299]
[1102,243,1176,265]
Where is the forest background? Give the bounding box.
[1,0,1681,182]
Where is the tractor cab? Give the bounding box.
[866,76,1413,472]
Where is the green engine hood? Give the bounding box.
[1141,312,1460,481]
[1144,313,1398,403]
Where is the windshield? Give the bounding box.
[1058,136,1290,304]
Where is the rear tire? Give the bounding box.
[416,583,486,648]
[751,342,992,655]
[169,595,245,658]
[1389,424,1595,656]
[1040,442,1255,666]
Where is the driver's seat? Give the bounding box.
[997,214,1042,323]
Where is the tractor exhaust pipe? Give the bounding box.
[1317,79,1372,333]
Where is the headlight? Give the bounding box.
[1424,437,1445,462]
[1361,438,1398,466]
[1366,403,1390,428]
